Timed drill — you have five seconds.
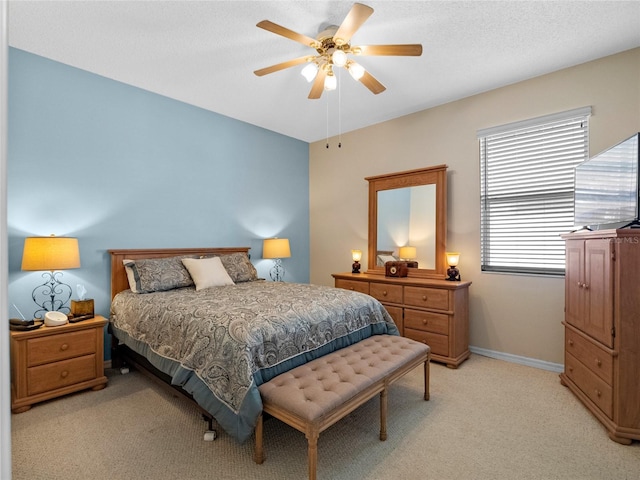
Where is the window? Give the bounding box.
[478,107,591,276]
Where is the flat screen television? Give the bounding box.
[574,132,640,229]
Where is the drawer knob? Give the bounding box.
[595,389,601,398]
[583,283,589,290]
[568,340,574,346]
[349,287,355,291]
[60,370,69,379]
[568,367,573,373]
[595,358,602,367]
[60,343,69,351]
[382,290,388,296]
[422,295,427,301]
[422,319,428,325]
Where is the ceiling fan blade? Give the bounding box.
[352,44,423,56]
[254,56,313,77]
[333,3,374,46]
[256,20,320,48]
[308,68,327,99]
[359,70,386,95]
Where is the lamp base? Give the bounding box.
[269,259,285,282]
[446,266,461,281]
[352,261,361,274]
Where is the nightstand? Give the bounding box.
[11,315,108,413]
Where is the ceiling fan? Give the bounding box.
[254,2,422,99]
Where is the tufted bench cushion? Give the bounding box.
[254,334,430,480]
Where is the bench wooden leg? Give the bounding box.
[424,357,430,401]
[306,429,319,480]
[254,413,265,464]
[379,388,388,441]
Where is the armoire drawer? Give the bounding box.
[404,309,449,335]
[335,279,369,295]
[565,352,613,419]
[370,283,403,304]
[404,329,449,357]
[565,328,612,385]
[404,286,449,311]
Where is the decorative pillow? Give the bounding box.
[208,252,259,283]
[123,256,195,293]
[182,256,235,291]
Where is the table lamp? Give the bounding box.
[445,252,461,281]
[21,235,80,318]
[263,238,291,282]
[351,249,362,273]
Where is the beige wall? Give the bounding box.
[309,48,640,365]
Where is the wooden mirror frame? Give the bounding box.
[366,165,447,279]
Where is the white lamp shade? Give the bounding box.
[301,63,318,82]
[347,61,365,80]
[351,249,362,262]
[324,73,337,91]
[21,235,81,271]
[446,252,460,267]
[263,238,291,259]
[332,49,347,67]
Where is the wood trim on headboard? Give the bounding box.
[108,247,251,300]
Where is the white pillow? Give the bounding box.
[181,256,235,291]
[123,259,139,293]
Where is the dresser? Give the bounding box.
[11,315,108,413]
[559,229,640,444]
[333,272,471,368]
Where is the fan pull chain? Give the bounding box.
[338,69,342,148]
[326,91,329,149]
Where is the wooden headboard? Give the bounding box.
[108,247,251,299]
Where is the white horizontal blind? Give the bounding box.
[479,109,590,275]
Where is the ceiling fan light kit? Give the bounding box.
[254,2,422,99]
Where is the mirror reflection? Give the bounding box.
[376,185,436,269]
[367,164,447,279]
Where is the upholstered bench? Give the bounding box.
[254,334,430,480]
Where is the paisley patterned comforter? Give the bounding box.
[110,281,398,442]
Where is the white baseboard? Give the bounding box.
[469,346,564,373]
[105,359,112,369]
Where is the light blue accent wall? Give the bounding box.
[7,48,309,357]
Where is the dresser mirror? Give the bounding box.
[366,165,447,278]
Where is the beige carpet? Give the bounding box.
[11,354,640,479]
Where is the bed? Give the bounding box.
[108,247,399,443]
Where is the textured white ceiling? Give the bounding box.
[8,1,640,143]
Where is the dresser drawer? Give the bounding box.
[565,328,612,385]
[335,279,369,295]
[565,352,612,419]
[370,283,403,304]
[404,309,449,335]
[27,329,97,367]
[27,354,98,396]
[404,329,449,357]
[404,286,449,310]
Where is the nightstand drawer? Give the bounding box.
[335,279,370,295]
[370,283,403,304]
[27,354,97,396]
[565,328,612,385]
[404,309,449,335]
[404,286,449,310]
[404,329,449,357]
[27,329,97,367]
[565,352,612,418]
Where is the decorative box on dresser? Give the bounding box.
[559,229,640,445]
[11,315,108,413]
[333,272,471,368]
